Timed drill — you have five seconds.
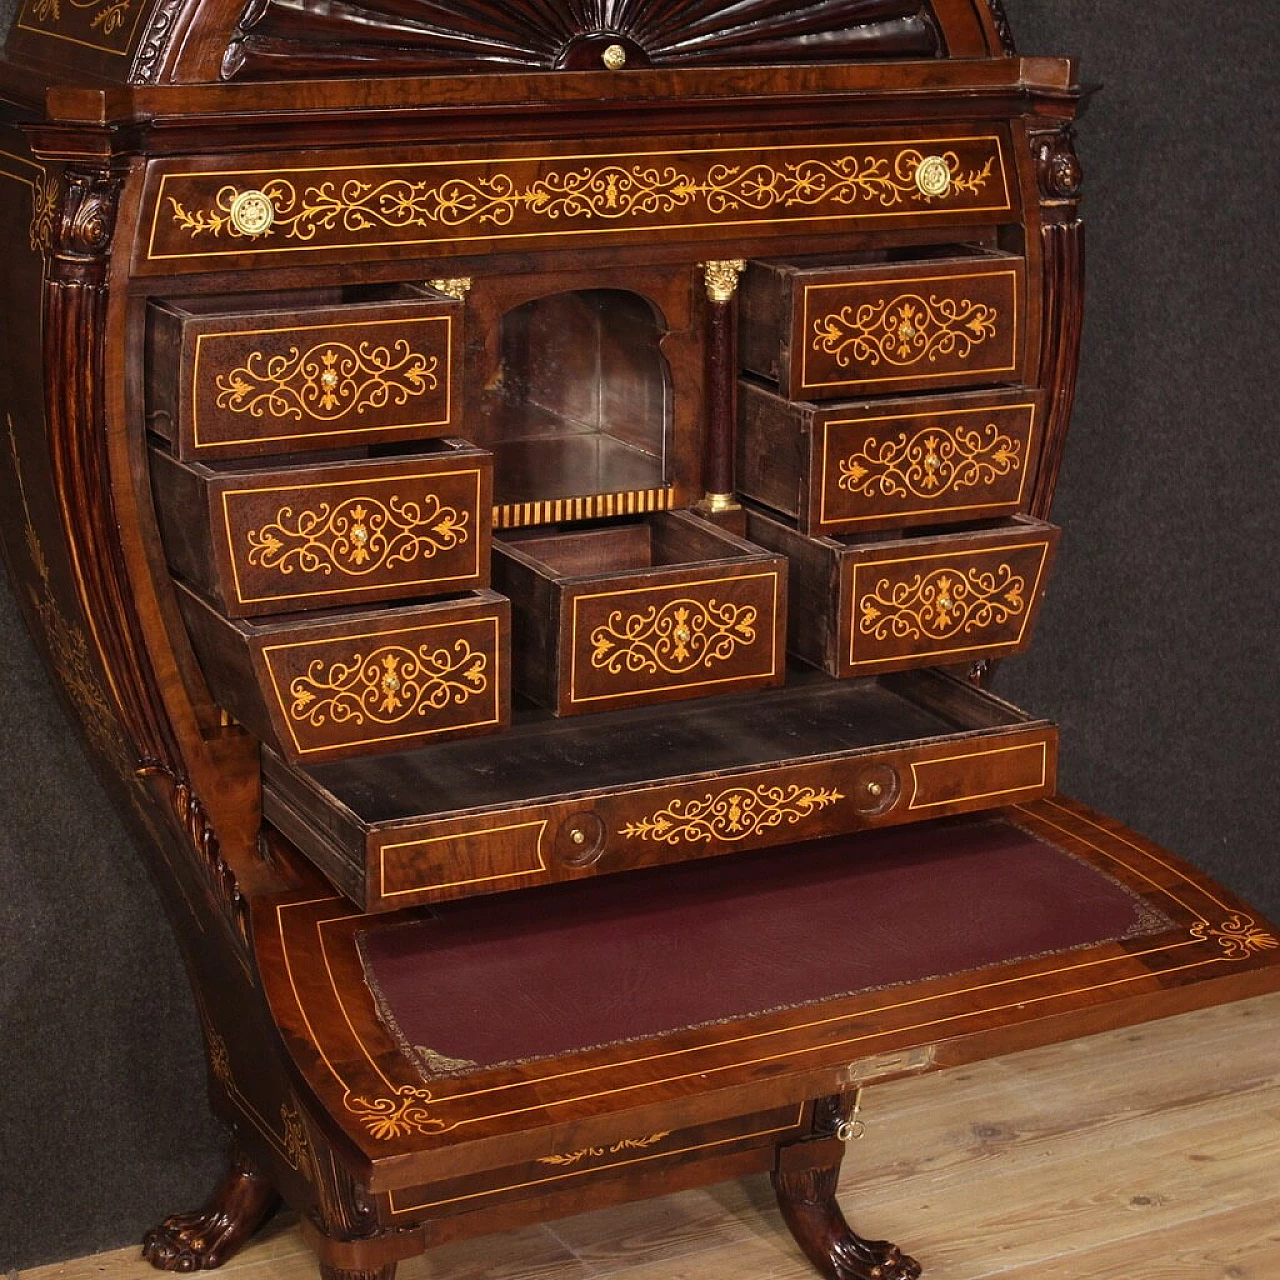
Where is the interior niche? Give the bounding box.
[484,289,672,510]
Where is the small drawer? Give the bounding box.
[492,511,786,717]
[738,383,1043,536]
[746,509,1058,678]
[175,585,509,762]
[151,439,491,617]
[146,286,461,460]
[740,249,1027,401]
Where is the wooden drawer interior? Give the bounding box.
[260,668,1057,911]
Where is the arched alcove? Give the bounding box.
[486,288,672,511]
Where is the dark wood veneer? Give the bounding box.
[5,11,1264,1280]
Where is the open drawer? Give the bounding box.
[255,795,1280,1205]
[262,668,1057,912]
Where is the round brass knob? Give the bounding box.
[228,189,276,237]
[602,43,627,70]
[913,155,953,199]
[570,828,587,846]
[853,764,899,816]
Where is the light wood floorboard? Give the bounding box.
[21,992,1280,1280]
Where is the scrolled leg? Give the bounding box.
[773,1132,920,1280]
[142,1150,279,1272]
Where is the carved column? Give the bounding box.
[698,259,746,520]
[39,155,250,940]
[1028,126,1085,520]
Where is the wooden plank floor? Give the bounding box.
[23,992,1280,1280]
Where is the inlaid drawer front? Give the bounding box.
[138,130,1014,271]
[741,251,1026,401]
[150,440,491,616]
[492,511,786,717]
[146,289,461,459]
[176,586,509,762]
[747,510,1059,678]
[363,719,1057,910]
[738,383,1042,535]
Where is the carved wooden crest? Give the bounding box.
[224,0,942,81]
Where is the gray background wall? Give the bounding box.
[1,1,1276,1268]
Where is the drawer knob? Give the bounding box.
[854,764,899,815]
[913,155,953,199]
[602,43,627,69]
[228,189,276,237]
[557,813,606,867]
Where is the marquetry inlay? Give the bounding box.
[146,136,1011,262]
[590,598,758,678]
[858,562,1027,643]
[622,782,843,845]
[837,420,1023,502]
[813,292,1000,372]
[288,639,488,728]
[246,493,468,579]
[214,340,438,423]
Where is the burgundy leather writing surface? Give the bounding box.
[359,818,1167,1076]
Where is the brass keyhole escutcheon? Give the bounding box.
[228,189,276,237]
[913,155,952,199]
[602,43,627,69]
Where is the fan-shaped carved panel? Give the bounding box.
[223,0,943,81]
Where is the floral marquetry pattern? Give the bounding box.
[214,341,438,423]
[622,783,843,845]
[814,293,1000,371]
[590,599,757,677]
[838,422,1022,501]
[538,1133,672,1167]
[347,1086,456,1141]
[1190,914,1279,961]
[859,564,1027,642]
[162,145,999,247]
[289,639,487,728]
[246,494,468,579]
[22,0,135,38]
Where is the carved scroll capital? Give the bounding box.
[61,168,121,254]
[703,258,746,303]
[1033,127,1084,204]
[428,276,472,300]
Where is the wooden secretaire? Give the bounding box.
[2,2,1277,1277]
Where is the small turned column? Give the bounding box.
[697,259,746,524]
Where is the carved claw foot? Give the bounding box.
[773,1140,921,1280]
[142,1154,279,1272]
